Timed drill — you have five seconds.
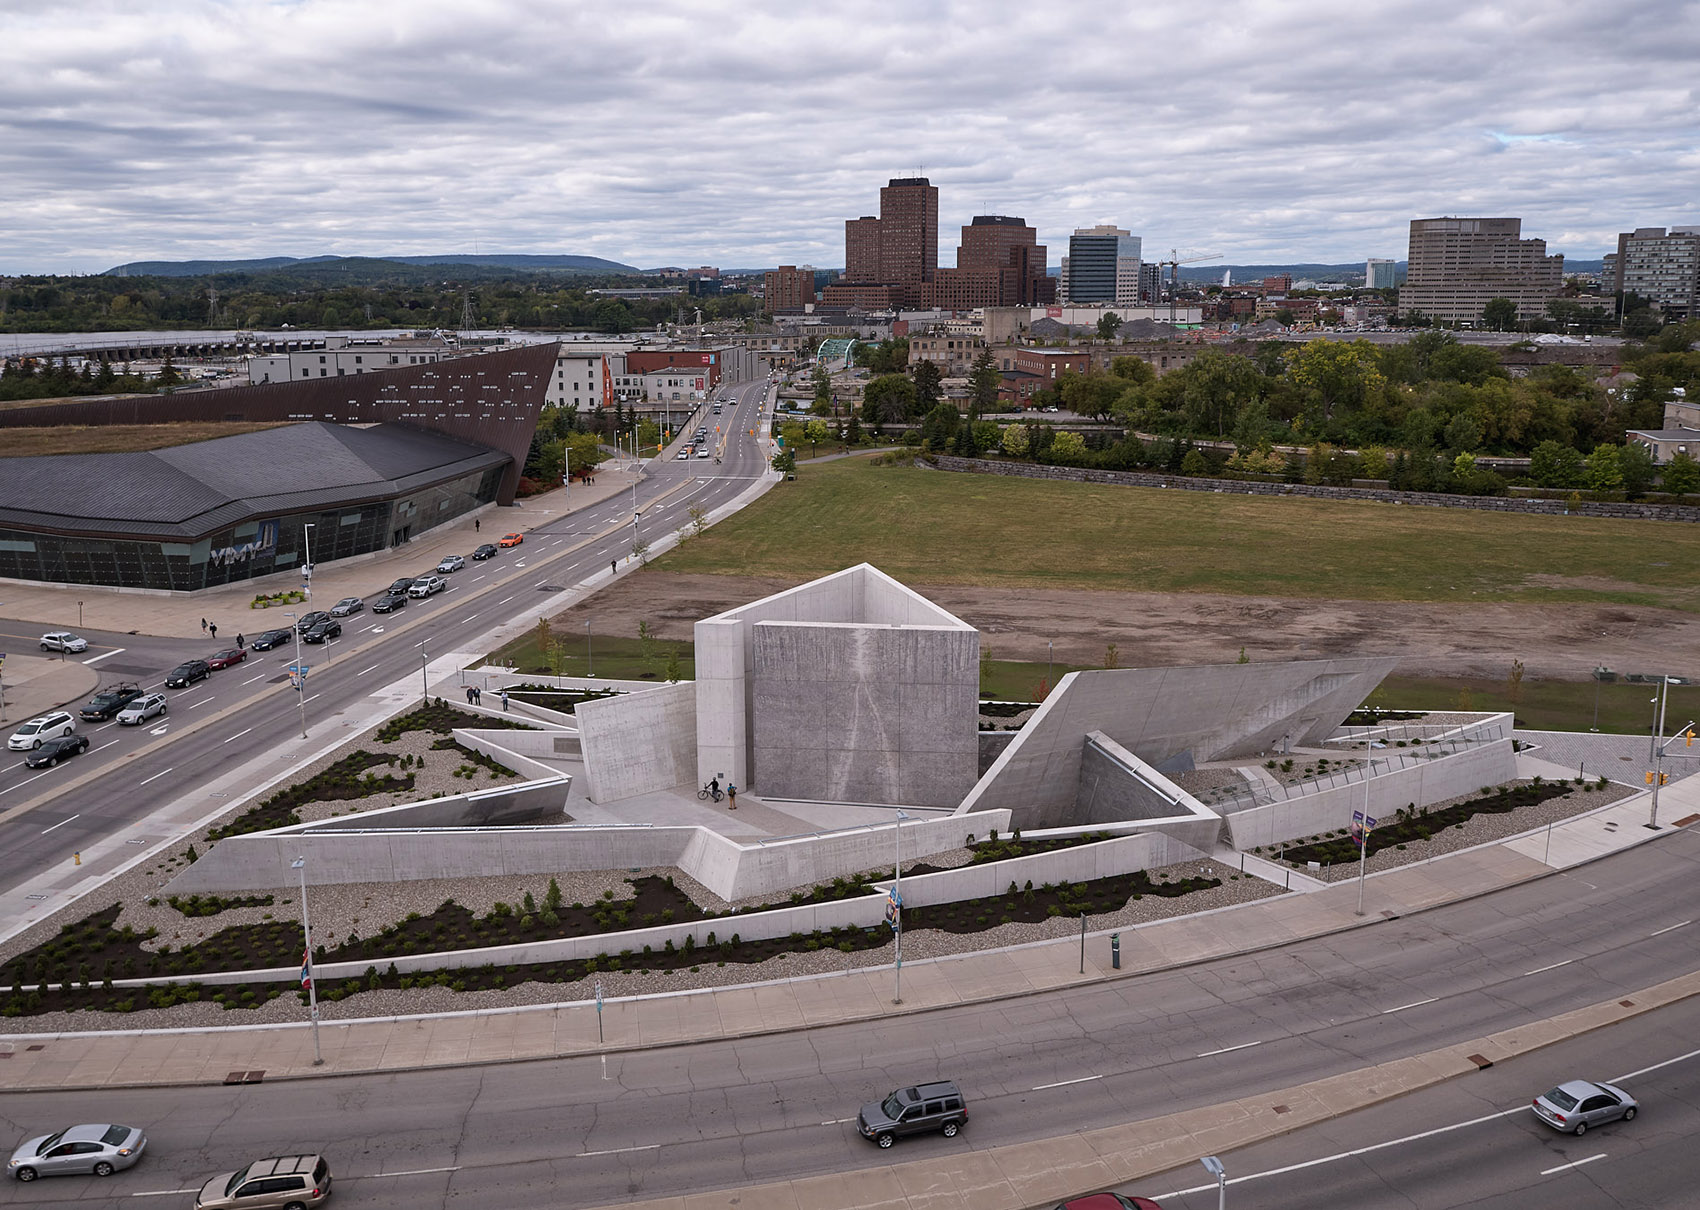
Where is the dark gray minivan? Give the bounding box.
[857,1080,967,1148]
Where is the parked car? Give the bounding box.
[206,648,247,670]
[498,532,524,547]
[1052,1196,1164,1210]
[293,611,330,634]
[24,733,89,769]
[370,593,407,614]
[408,574,446,598]
[8,712,77,751]
[328,596,365,617]
[8,1122,147,1181]
[857,1080,968,1148]
[1533,1079,1638,1135]
[302,619,342,644]
[436,554,465,574]
[80,683,144,722]
[471,543,499,560]
[116,693,169,726]
[39,632,88,653]
[250,629,294,651]
[164,660,211,688]
[194,1154,332,1209]
[387,577,417,595]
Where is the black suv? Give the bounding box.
[302,619,342,644]
[80,682,144,721]
[294,611,331,634]
[857,1080,968,1148]
[164,659,211,688]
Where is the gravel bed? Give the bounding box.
[1269,779,1639,883]
[1168,767,1251,794]
[4,859,1281,1033]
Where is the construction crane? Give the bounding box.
[1163,249,1222,324]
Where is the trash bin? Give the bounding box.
[1110,932,1121,969]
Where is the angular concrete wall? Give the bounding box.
[577,681,697,802]
[960,658,1396,830]
[751,621,979,807]
[693,563,979,797]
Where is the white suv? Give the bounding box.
[116,693,169,726]
[408,575,446,598]
[9,712,77,750]
[39,632,88,653]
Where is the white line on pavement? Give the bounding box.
[1614,1042,1700,1082]
[1198,1040,1263,1057]
[137,767,173,786]
[92,739,120,754]
[1650,919,1691,936]
[83,648,125,665]
[498,595,515,604]
[1526,959,1574,975]
[579,1144,659,1158]
[1383,997,1439,1014]
[40,813,80,834]
[0,771,51,796]
[132,1189,198,1197]
[463,614,478,622]
[356,664,380,677]
[1540,1153,1605,1176]
[1032,1074,1102,1091]
[241,673,266,685]
[370,1165,463,1178]
[819,1116,855,1126]
[222,727,253,745]
[187,696,214,709]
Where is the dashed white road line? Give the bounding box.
[370,1165,463,1178]
[187,696,214,709]
[1383,997,1439,1014]
[84,648,125,665]
[356,664,380,677]
[1032,1074,1102,1091]
[0,770,51,796]
[579,1144,658,1158]
[132,1188,198,1197]
[138,767,174,786]
[40,813,80,834]
[222,727,254,745]
[498,595,516,604]
[1540,1153,1606,1176]
[241,673,266,685]
[1526,959,1574,976]
[1198,1040,1263,1058]
[1650,919,1691,937]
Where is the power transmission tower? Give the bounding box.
[460,291,476,335]
[207,286,223,328]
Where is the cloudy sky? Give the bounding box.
[3,0,1696,275]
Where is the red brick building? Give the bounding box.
[624,348,723,388]
[763,265,816,312]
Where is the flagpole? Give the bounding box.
[293,856,323,1065]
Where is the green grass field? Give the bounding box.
[653,459,1700,610]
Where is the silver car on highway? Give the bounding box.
[8,1123,147,1181]
[1532,1079,1638,1135]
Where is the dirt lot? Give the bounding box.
[553,570,1700,681]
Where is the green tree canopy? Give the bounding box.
[1481,298,1519,331]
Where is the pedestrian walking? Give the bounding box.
[473,686,482,705]
[727,783,737,810]
[466,686,475,705]
[474,518,480,533]
[209,622,218,640]
[200,617,208,633]
[499,688,509,712]
[236,633,245,649]
[610,559,617,577]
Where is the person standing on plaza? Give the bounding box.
[499,688,509,712]
[727,783,736,810]
[209,622,218,640]
[201,617,208,633]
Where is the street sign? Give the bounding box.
[884,889,902,930]
[286,663,310,690]
[1351,810,1378,847]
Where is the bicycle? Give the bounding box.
[698,782,723,802]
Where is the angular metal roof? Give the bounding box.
[0,422,509,540]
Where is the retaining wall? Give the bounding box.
[932,455,1700,524]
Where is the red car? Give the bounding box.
[499,531,524,548]
[206,648,248,670]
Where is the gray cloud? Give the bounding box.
[1,0,1696,274]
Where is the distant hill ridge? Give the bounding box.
[106,253,641,277]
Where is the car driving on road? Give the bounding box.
[408,574,446,598]
[857,1080,967,1148]
[8,712,77,751]
[302,619,342,644]
[206,648,247,670]
[39,632,88,653]
[250,629,294,651]
[116,694,168,726]
[293,611,331,634]
[371,592,407,614]
[329,596,365,617]
[471,543,498,560]
[80,683,144,722]
[194,1154,332,1209]
[1533,1079,1638,1135]
[23,733,89,769]
[436,554,465,573]
[164,660,211,688]
[387,577,417,595]
[499,531,523,547]
[8,1122,147,1182]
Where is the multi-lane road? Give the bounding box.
[0,376,776,902]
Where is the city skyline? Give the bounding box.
[2,0,1697,275]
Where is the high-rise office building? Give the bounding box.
[1065,225,1142,305]
[1399,217,1563,324]
[876,177,939,286]
[1609,226,1700,319]
[845,217,882,282]
[1365,258,1398,289]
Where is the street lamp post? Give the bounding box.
[586,620,593,678]
[1356,753,1375,916]
[1200,1156,1226,1210]
[892,809,910,1004]
[284,612,307,739]
[302,523,315,600]
[421,649,429,702]
[291,856,324,1066]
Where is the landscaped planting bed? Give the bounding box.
[503,684,620,712]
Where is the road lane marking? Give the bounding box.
[1525,959,1574,975]
[1540,1153,1605,1176]
[472,574,487,581]
[1033,1074,1102,1091]
[83,648,125,665]
[241,673,266,685]
[0,770,52,796]
[356,664,380,676]
[40,814,80,834]
[1198,1040,1263,1057]
[222,727,253,745]
[580,1144,658,1158]
[132,1189,198,1197]
[463,613,478,622]
[1650,919,1691,936]
[371,1165,463,1177]
[187,696,214,709]
[820,1116,854,1126]
[138,767,174,786]
[1383,997,1440,1014]
[1614,1042,1700,1082]
[92,739,119,753]
[498,595,515,604]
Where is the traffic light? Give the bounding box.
[1661,772,1671,785]
[1687,729,1694,747]
[1646,771,1656,784]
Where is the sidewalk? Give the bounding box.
[0,470,645,641]
[0,651,98,726]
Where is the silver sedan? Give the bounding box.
[1532,1079,1638,1135]
[9,1123,147,1181]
